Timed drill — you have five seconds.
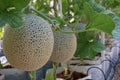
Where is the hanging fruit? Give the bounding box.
[3,14,54,71]
[50,27,77,63]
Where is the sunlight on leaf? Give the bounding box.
[84,2,115,35]
[45,72,54,80]
[0,0,30,11]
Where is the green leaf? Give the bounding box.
[7,11,24,28]
[0,0,30,11]
[0,12,6,27]
[0,11,24,28]
[88,0,120,39]
[45,72,54,80]
[75,31,105,59]
[112,16,120,40]
[75,31,105,58]
[34,0,51,13]
[83,2,96,21]
[91,40,105,52]
[72,4,79,13]
[0,0,29,28]
[84,2,115,35]
[55,17,66,27]
[0,27,3,39]
[89,0,106,12]
[112,29,120,40]
[62,0,68,14]
[87,13,115,34]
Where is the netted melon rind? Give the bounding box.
[50,27,77,63]
[3,14,54,71]
[76,23,86,30]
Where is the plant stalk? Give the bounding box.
[67,61,70,71]
[58,0,63,18]
[53,0,58,17]
[67,0,70,20]
[53,62,59,80]
[31,8,59,30]
[31,8,53,24]
[31,8,89,34]
[29,71,36,80]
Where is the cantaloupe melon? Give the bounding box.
[3,14,54,71]
[50,27,77,63]
[76,23,86,30]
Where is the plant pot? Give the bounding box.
[62,57,102,70]
[104,51,113,58]
[0,63,29,80]
[56,75,91,80]
[61,56,102,68]
[46,67,91,80]
[1,68,28,80]
[69,59,101,66]
[61,58,102,80]
[72,64,101,72]
[0,57,30,80]
[70,56,101,65]
[0,56,30,80]
[0,72,4,80]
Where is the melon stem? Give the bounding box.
[53,62,59,80]
[29,71,36,80]
[31,8,88,34]
[30,8,57,27]
[67,61,70,72]
[58,28,88,34]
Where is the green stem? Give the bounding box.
[80,59,84,65]
[76,0,81,8]
[53,62,59,80]
[24,0,34,14]
[53,0,58,17]
[31,8,58,30]
[0,61,3,69]
[72,16,81,30]
[31,8,90,34]
[67,0,70,20]
[67,61,70,71]
[30,71,36,80]
[31,8,53,24]
[58,28,91,34]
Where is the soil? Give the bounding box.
[57,70,87,80]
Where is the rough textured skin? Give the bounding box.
[50,27,77,63]
[3,14,54,71]
[76,23,86,30]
